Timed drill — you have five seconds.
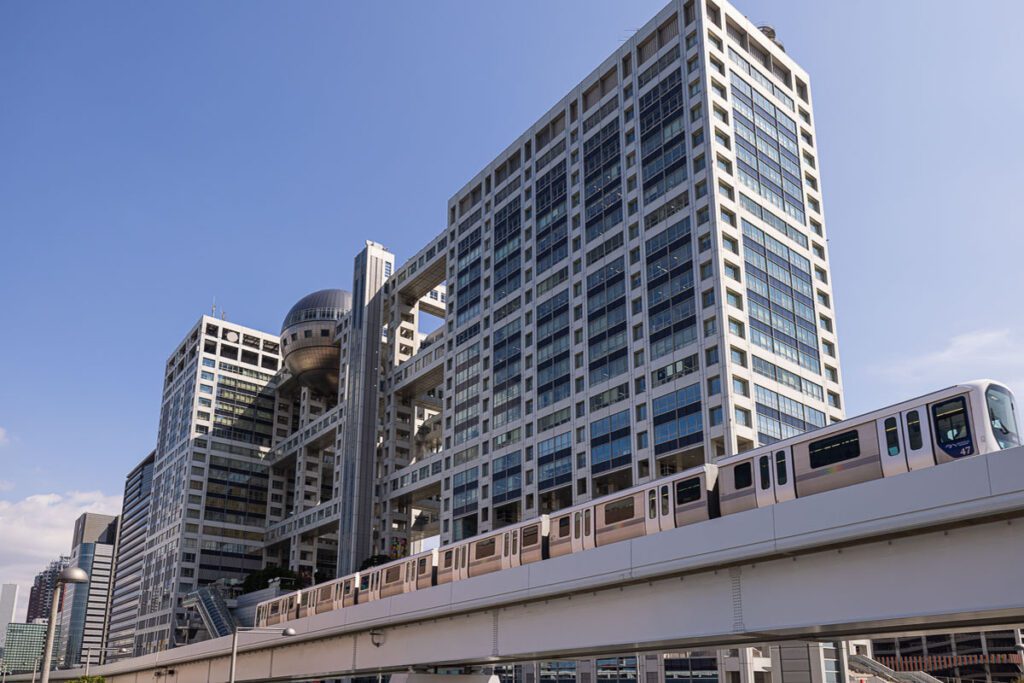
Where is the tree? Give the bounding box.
[359,554,393,570]
[241,567,300,593]
[68,677,105,683]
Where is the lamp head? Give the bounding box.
[59,567,89,584]
[281,628,296,637]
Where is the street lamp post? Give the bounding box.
[39,566,89,683]
[227,627,295,683]
[30,656,42,683]
[83,646,129,678]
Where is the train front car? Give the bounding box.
[980,380,1019,451]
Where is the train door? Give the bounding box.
[771,448,796,502]
[503,527,522,569]
[454,543,470,581]
[644,483,674,535]
[570,507,595,553]
[902,407,935,470]
[755,453,775,507]
[403,559,417,593]
[878,415,910,477]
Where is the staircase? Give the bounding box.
[183,586,237,639]
[849,654,945,683]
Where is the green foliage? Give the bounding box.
[241,567,300,593]
[359,554,393,570]
[68,676,105,683]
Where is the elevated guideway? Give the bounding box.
[29,448,1024,683]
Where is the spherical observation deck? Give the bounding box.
[280,289,352,393]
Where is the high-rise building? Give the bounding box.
[0,584,17,649]
[143,1,844,671]
[104,451,155,661]
[344,0,841,562]
[0,623,58,675]
[57,512,117,669]
[135,316,283,655]
[26,557,69,623]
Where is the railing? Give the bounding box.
[849,654,945,683]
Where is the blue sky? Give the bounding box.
[1,0,1022,611]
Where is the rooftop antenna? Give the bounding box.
[211,297,217,317]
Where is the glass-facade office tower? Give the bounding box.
[104,451,154,661]
[26,557,69,623]
[58,512,117,669]
[135,317,282,655]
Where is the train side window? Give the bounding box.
[574,511,581,538]
[343,581,351,595]
[269,602,280,615]
[661,485,670,515]
[584,509,591,536]
[775,451,787,485]
[443,550,453,569]
[558,516,571,538]
[604,497,635,524]
[360,575,370,590]
[463,545,469,569]
[733,462,753,489]
[385,566,401,583]
[523,524,539,547]
[418,558,427,573]
[932,397,974,457]
[758,455,771,489]
[906,411,923,450]
[675,477,701,504]
[475,538,497,560]
[809,430,860,468]
[648,490,657,519]
[512,530,519,555]
[884,417,900,456]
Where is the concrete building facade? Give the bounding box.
[0,584,17,650]
[134,316,284,654]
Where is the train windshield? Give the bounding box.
[986,385,1020,449]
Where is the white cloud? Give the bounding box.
[0,427,8,446]
[0,480,13,492]
[0,490,122,620]
[867,328,1024,406]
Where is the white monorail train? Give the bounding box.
[256,379,1018,626]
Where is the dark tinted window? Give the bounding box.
[522,525,539,547]
[986,385,1020,449]
[604,497,635,524]
[418,558,426,572]
[734,462,753,489]
[443,550,453,568]
[385,566,400,583]
[906,411,923,450]
[558,516,571,538]
[884,417,900,456]
[675,477,702,504]
[809,430,860,468]
[775,451,787,485]
[932,397,974,457]
[474,537,496,559]
[759,455,771,489]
